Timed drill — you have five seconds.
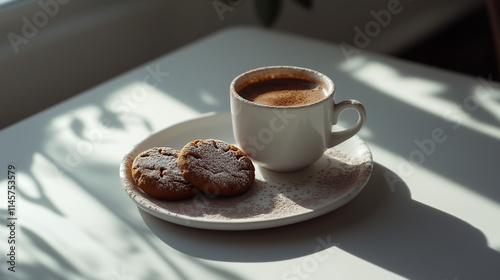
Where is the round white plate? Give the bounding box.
[120,112,373,230]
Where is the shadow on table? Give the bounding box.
[142,162,500,279]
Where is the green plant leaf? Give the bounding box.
[254,0,282,27]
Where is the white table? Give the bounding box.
[1,26,499,280]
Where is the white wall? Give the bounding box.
[0,0,482,129]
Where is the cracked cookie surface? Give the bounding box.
[131,147,196,200]
[177,139,255,197]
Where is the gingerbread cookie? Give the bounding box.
[177,139,255,197]
[131,147,196,200]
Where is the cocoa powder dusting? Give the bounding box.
[238,78,326,107]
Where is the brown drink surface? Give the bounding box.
[238,78,326,106]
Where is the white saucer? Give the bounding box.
[120,113,373,230]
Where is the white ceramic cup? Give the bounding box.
[230,66,366,172]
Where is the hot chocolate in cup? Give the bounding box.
[230,66,366,172]
[237,77,327,107]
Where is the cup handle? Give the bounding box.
[329,99,366,147]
